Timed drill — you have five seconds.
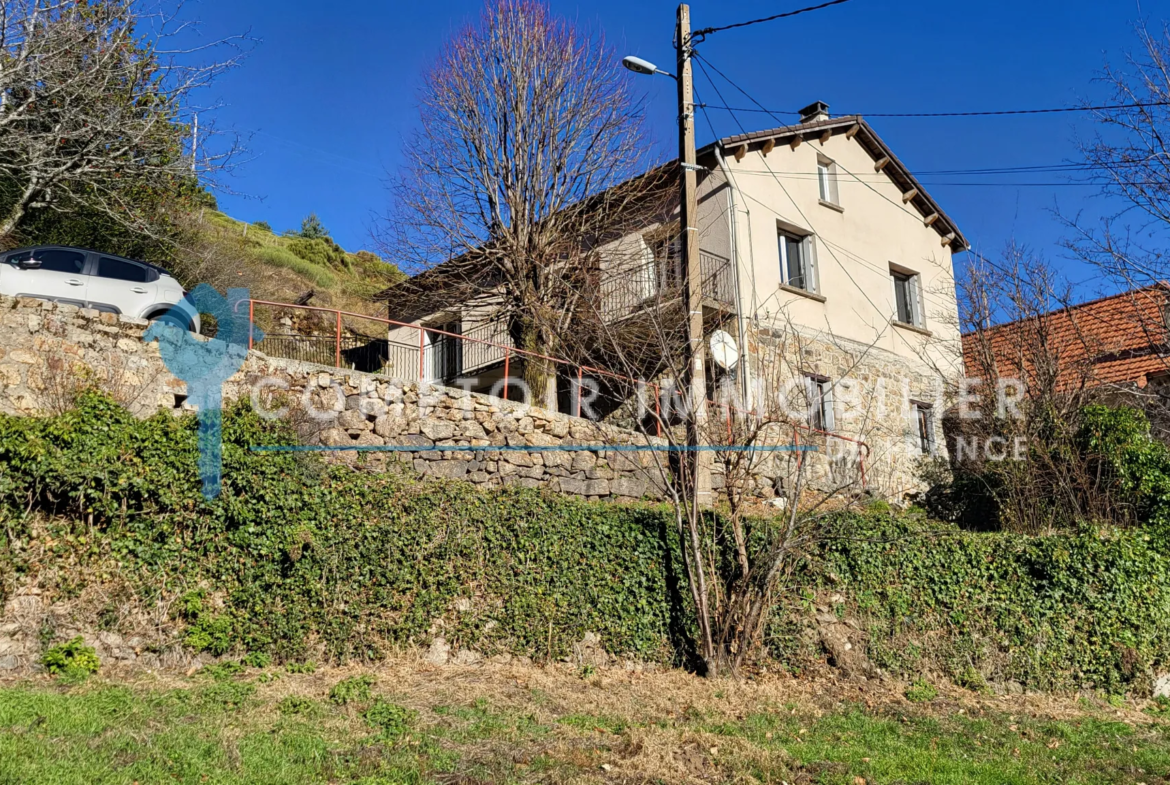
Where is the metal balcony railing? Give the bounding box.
[600,250,736,321]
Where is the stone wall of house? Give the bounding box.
[0,296,670,502]
[744,324,959,497]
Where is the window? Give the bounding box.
[426,320,462,383]
[650,234,681,291]
[805,373,834,431]
[30,249,85,274]
[779,230,815,292]
[817,156,839,205]
[913,402,935,455]
[97,256,152,283]
[890,267,923,327]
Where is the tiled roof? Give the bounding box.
[962,284,1170,389]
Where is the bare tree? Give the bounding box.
[379,0,654,409]
[568,238,878,675]
[0,0,245,243]
[1063,20,1170,293]
[950,244,1161,531]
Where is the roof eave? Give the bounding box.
[702,116,969,252]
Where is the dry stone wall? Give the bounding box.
[0,296,670,502]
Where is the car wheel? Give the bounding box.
[150,309,193,332]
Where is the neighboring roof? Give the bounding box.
[701,115,968,250]
[962,284,1170,389]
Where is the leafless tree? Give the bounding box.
[1063,20,1170,295]
[951,244,1160,532]
[379,0,655,410]
[0,0,246,242]
[568,239,878,675]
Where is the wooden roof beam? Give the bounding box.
[790,135,803,150]
[733,143,747,162]
[819,129,832,145]
[923,212,940,227]
[845,123,861,140]
[761,138,775,156]
[874,155,890,172]
[902,188,919,204]
[941,232,956,247]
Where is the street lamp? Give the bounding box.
[621,55,675,79]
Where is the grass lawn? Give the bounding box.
[1,659,1168,784]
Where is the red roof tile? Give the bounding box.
[962,284,1170,390]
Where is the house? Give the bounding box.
[962,283,1170,395]
[375,102,968,496]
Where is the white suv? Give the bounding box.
[0,245,199,331]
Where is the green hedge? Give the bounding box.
[771,513,1170,693]
[0,393,686,663]
[2,394,1168,692]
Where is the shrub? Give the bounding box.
[329,675,375,706]
[771,511,1170,693]
[5,394,1170,695]
[285,661,317,674]
[199,662,245,681]
[363,699,415,739]
[41,637,100,678]
[904,679,938,703]
[286,236,349,270]
[243,651,272,668]
[0,394,683,665]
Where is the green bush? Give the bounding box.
[363,699,415,738]
[4,394,1170,694]
[41,637,100,678]
[904,679,938,703]
[329,675,375,706]
[0,393,683,664]
[286,236,349,270]
[772,512,1170,693]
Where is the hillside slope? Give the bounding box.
[175,210,404,322]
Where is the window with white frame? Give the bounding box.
[817,156,839,205]
[804,373,834,431]
[779,229,816,293]
[890,266,924,327]
[912,401,936,455]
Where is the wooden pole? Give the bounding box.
[677,4,711,505]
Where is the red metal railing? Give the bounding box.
[243,299,663,438]
[241,298,869,483]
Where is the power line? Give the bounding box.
[692,0,855,39]
[699,101,1170,118]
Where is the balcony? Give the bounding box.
[600,249,736,321]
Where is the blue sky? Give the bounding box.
[196,0,1168,297]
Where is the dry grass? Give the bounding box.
[5,653,1159,785]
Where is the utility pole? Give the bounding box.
[676,4,711,505]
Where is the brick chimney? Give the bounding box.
[798,101,830,124]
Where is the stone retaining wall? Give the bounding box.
[0,295,670,502]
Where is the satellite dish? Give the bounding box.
[710,330,739,370]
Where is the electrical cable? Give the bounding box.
[692,0,855,39]
[699,101,1170,118]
